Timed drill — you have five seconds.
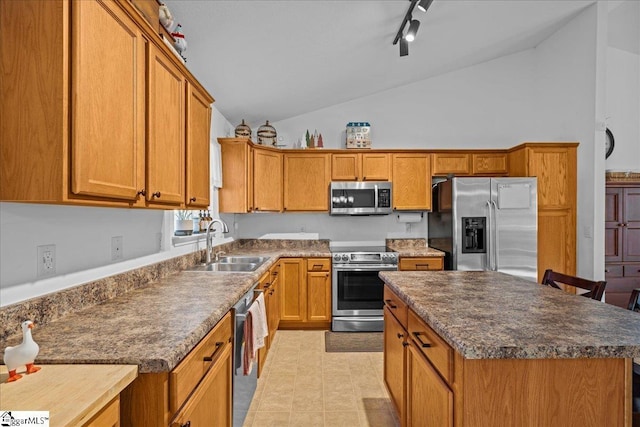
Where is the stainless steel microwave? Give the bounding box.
[330,181,392,215]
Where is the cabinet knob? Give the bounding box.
[255,207,260,211]
[180,422,191,427]
[152,191,161,198]
[402,342,409,347]
[605,269,610,273]
[397,333,404,339]
[189,197,196,202]
[137,189,146,197]
[363,176,366,180]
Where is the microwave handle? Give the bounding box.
[374,184,378,208]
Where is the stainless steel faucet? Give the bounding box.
[206,218,229,264]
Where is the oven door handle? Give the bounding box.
[333,265,398,272]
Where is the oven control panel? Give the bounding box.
[332,252,398,265]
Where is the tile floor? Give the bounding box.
[243,330,400,427]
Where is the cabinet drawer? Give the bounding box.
[399,257,444,271]
[625,265,640,277]
[408,310,453,385]
[170,311,232,414]
[605,265,623,278]
[384,286,408,329]
[307,258,331,271]
[84,396,119,427]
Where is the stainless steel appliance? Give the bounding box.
[330,181,392,215]
[331,242,398,331]
[232,284,260,427]
[429,177,538,282]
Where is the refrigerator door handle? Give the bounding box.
[486,200,494,271]
[491,200,499,271]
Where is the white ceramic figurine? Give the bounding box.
[3,320,41,382]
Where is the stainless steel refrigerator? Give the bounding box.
[428,177,538,282]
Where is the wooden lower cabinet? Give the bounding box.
[84,396,120,427]
[399,257,444,271]
[258,262,282,377]
[387,304,630,427]
[171,344,232,427]
[406,342,453,427]
[383,306,407,425]
[279,258,331,328]
[121,312,233,426]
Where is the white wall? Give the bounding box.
[273,49,537,150]
[605,0,640,171]
[530,3,606,280]
[0,105,233,306]
[223,212,428,242]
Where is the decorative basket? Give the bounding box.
[346,122,371,149]
[257,120,277,145]
[235,119,252,138]
[606,171,640,182]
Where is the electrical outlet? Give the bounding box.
[112,236,123,261]
[37,244,56,277]
[156,232,163,251]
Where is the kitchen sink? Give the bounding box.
[218,256,268,264]
[187,263,259,272]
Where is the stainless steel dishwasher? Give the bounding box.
[232,283,260,427]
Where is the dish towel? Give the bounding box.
[211,139,223,188]
[243,293,269,375]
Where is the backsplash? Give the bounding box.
[0,239,330,342]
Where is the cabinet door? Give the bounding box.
[84,396,119,427]
[71,0,145,201]
[280,258,305,321]
[431,153,470,176]
[605,187,624,262]
[147,44,185,205]
[538,209,575,281]
[283,153,330,211]
[392,154,431,211]
[185,83,212,208]
[171,344,232,427]
[472,153,508,175]
[527,148,575,210]
[384,307,406,424]
[331,153,360,181]
[219,139,252,213]
[307,271,331,321]
[624,188,640,262]
[254,149,283,211]
[361,153,391,181]
[406,343,453,427]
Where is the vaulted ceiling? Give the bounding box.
[165,1,595,127]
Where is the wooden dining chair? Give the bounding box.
[541,269,607,301]
[628,290,640,426]
[628,289,640,312]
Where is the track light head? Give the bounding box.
[417,0,434,13]
[405,19,420,42]
[400,38,409,57]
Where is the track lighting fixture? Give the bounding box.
[417,0,434,13]
[405,18,420,42]
[400,39,409,57]
[392,0,433,57]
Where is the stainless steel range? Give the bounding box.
[331,242,398,332]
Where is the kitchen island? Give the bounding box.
[380,270,640,427]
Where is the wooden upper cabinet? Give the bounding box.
[219,138,253,213]
[146,43,185,206]
[185,83,213,208]
[392,153,431,211]
[71,0,146,202]
[0,0,213,209]
[472,153,508,175]
[431,153,470,176]
[508,143,578,279]
[331,153,390,181]
[253,147,283,212]
[284,153,330,211]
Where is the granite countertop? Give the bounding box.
[2,246,331,373]
[391,247,445,257]
[380,270,640,360]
